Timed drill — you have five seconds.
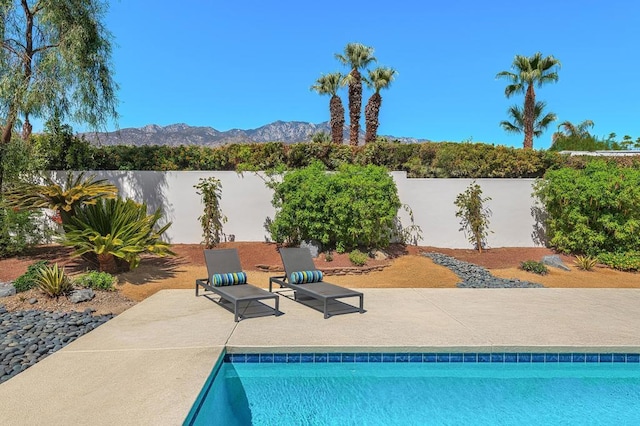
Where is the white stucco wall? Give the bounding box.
[53,171,545,248]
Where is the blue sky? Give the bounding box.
[93,0,639,149]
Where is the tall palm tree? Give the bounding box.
[500,101,556,139]
[311,73,345,144]
[496,52,561,149]
[552,119,595,143]
[335,43,376,146]
[364,67,397,144]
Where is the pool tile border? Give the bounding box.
[225,352,640,364]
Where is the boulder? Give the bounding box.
[370,250,389,261]
[0,283,16,298]
[69,289,95,304]
[541,255,571,271]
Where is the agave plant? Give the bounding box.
[4,172,117,226]
[62,197,174,273]
[34,263,74,298]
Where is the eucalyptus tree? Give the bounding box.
[500,101,556,140]
[335,43,376,146]
[0,0,118,191]
[364,67,397,144]
[496,52,560,149]
[311,72,345,144]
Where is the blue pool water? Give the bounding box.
[187,358,640,425]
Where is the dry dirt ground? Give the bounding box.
[1,242,640,315]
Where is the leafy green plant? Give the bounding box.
[75,271,117,291]
[34,263,73,298]
[62,197,174,273]
[324,251,333,262]
[597,252,640,272]
[520,260,549,275]
[348,249,368,266]
[267,162,403,252]
[194,177,227,248]
[454,181,492,253]
[0,206,51,257]
[12,260,50,292]
[533,161,640,256]
[574,255,597,271]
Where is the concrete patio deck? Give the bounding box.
[2,288,640,425]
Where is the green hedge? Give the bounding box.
[29,136,640,178]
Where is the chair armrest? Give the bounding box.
[269,275,287,292]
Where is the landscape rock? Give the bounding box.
[300,240,322,258]
[28,298,38,305]
[69,289,95,304]
[370,250,389,261]
[541,255,571,271]
[0,283,16,298]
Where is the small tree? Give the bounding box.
[454,181,492,252]
[194,177,227,248]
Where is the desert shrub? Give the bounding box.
[348,249,368,266]
[454,181,492,253]
[12,260,50,292]
[520,260,549,275]
[62,197,174,273]
[324,251,334,262]
[75,271,117,291]
[0,207,50,257]
[574,255,597,271]
[34,263,73,298]
[597,252,640,272]
[533,161,640,255]
[194,177,227,248]
[267,162,402,252]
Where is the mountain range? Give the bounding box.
[80,121,427,146]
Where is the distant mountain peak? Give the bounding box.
[80,121,426,147]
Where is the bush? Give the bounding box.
[267,162,402,252]
[597,252,640,272]
[574,255,597,271]
[520,260,549,275]
[454,181,492,252]
[0,207,50,257]
[34,263,73,298]
[75,271,117,291]
[194,177,227,248]
[13,260,50,292]
[348,249,368,266]
[534,161,640,255]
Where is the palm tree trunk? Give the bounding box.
[523,84,535,149]
[329,95,345,144]
[364,93,382,144]
[348,69,362,146]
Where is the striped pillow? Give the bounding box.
[211,272,247,287]
[291,270,323,284]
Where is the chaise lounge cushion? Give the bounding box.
[291,270,323,284]
[212,271,247,286]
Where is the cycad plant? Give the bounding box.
[62,197,174,273]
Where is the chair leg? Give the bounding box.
[234,301,239,322]
[274,297,280,316]
[359,295,364,314]
[324,299,329,319]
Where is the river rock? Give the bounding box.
[0,283,16,298]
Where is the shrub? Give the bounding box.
[194,177,227,248]
[75,271,117,291]
[324,251,333,262]
[13,260,50,292]
[574,255,597,271]
[62,197,174,273]
[454,181,492,253]
[34,263,73,298]
[534,161,640,255]
[0,207,50,257]
[520,260,549,275]
[348,249,368,266]
[267,162,403,252]
[597,252,640,272]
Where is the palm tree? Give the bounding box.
[364,67,397,144]
[335,43,376,146]
[311,73,345,144]
[496,52,561,149]
[552,119,594,143]
[500,101,556,139]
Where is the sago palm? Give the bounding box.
[364,67,397,144]
[311,73,345,144]
[500,101,556,139]
[335,43,376,146]
[496,52,561,149]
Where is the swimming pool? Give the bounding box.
[185,353,640,425]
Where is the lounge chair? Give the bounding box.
[269,247,364,319]
[196,248,281,322]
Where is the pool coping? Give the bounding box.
[2,288,640,425]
